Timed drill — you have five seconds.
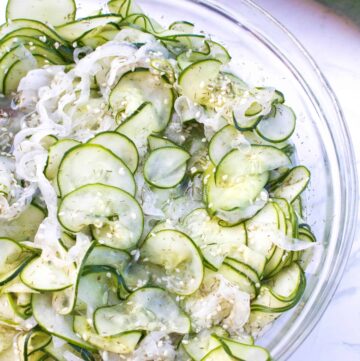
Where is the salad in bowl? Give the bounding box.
[0,0,317,360]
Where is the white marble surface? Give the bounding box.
[250,1,360,360]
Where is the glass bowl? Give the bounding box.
[137,0,359,359]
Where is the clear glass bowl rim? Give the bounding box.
[146,0,359,359]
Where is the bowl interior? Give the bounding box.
[138,0,356,359]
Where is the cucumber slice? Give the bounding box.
[21,256,74,292]
[224,259,260,285]
[85,246,130,273]
[0,238,35,286]
[228,246,267,277]
[266,262,304,302]
[57,144,135,196]
[201,346,237,361]
[88,132,139,173]
[74,316,142,354]
[58,184,143,250]
[246,203,279,259]
[56,15,122,42]
[177,40,231,70]
[94,287,191,336]
[209,125,245,165]
[148,134,177,150]
[116,102,159,151]
[271,166,310,203]
[220,338,270,361]
[215,146,290,187]
[108,0,142,16]
[183,208,246,269]
[206,169,269,213]
[178,59,222,104]
[6,0,76,26]
[218,264,256,299]
[110,69,174,132]
[141,230,203,295]
[0,204,45,242]
[256,104,296,143]
[52,242,95,315]
[182,328,226,361]
[45,139,80,180]
[251,263,305,312]
[144,147,190,189]
[32,293,94,350]
[0,36,47,60]
[0,19,66,45]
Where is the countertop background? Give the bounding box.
[1,0,359,359]
[250,1,360,360]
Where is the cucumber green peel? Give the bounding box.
[0,0,315,359]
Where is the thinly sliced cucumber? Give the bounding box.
[141,230,203,295]
[229,246,267,277]
[110,69,174,132]
[56,15,123,42]
[148,134,177,150]
[94,287,191,336]
[74,316,142,354]
[3,55,46,95]
[57,144,135,196]
[177,40,231,70]
[243,130,289,150]
[108,0,142,16]
[201,346,237,361]
[206,168,268,213]
[85,246,130,273]
[220,338,270,361]
[116,102,160,151]
[0,204,45,242]
[183,208,246,269]
[271,166,310,203]
[232,88,277,131]
[45,139,80,180]
[58,184,143,250]
[178,59,222,104]
[88,132,138,173]
[0,19,66,45]
[144,147,190,189]
[52,242,95,315]
[209,125,245,165]
[0,45,65,94]
[32,293,94,350]
[218,264,256,299]
[246,203,279,259]
[0,238,35,286]
[21,257,74,292]
[224,259,260,285]
[6,0,76,26]
[263,246,285,278]
[0,36,47,60]
[266,262,304,302]
[251,263,305,312]
[256,104,296,143]
[215,146,290,187]
[182,328,227,361]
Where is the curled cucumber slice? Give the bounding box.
[141,230,203,295]
[88,131,139,173]
[57,144,135,196]
[6,0,76,26]
[94,287,191,336]
[144,146,190,189]
[256,104,296,143]
[215,145,290,187]
[58,184,144,250]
